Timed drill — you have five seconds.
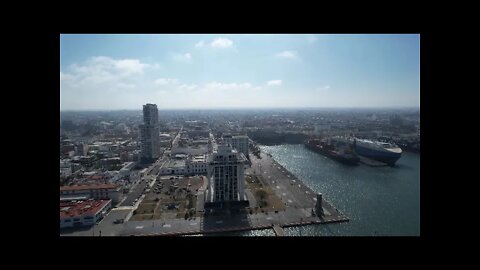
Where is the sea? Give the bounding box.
[203,144,420,236]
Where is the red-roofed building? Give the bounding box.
[60,184,122,203]
[60,199,112,228]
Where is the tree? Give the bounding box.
[255,189,268,207]
[256,189,267,200]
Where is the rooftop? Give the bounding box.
[165,159,186,168]
[60,183,119,192]
[60,199,110,219]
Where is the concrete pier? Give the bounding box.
[273,224,285,236]
[118,148,348,237]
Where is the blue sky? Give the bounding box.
[60,34,420,110]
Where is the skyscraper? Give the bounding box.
[223,134,249,158]
[140,104,160,163]
[206,144,248,203]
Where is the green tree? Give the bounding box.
[255,189,268,207]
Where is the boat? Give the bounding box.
[305,138,359,165]
[330,136,402,166]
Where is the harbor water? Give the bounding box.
[261,144,420,236]
[194,144,420,236]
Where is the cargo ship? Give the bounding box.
[330,136,402,166]
[305,138,360,165]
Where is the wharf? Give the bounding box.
[118,148,348,237]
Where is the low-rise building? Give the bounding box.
[159,159,188,175]
[60,199,112,228]
[187,154,207,175]
[60,183,122,203]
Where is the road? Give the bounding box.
[119,157,167,207]
[60,208,131,237]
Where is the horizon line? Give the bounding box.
[60,106,420,112]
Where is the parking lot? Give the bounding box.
[130,175,204,221]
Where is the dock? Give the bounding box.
[118,148,349,237]
[272,224,285,236]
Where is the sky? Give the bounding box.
[60,34,420,110]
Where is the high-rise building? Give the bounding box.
[206,144,248,203]
[140,104,160,163]
[223,134,249,158]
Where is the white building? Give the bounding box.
[223,135,249,157]
[60,184,122,204]
[187,154,207,175]
[140,104,161,163]
[60,199,112,229]
[159,159,188,175]
[119,161,136,175]
[206,144,248,202]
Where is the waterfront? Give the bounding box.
[190,144,419,237]
[260,144,420,236]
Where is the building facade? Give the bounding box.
[187,154,207,175]
[223,135,249,158]
[206,144,247,202]
[60,184,122,203]
[140,104,161,163]
[60,199,112,229]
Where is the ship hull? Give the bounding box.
[354,145,401,166]
[331,137,402,166]
[305,143,359,166]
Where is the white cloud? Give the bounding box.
[179,84,198,90]
[204,81,253,90]
[155,78,178,85]
[316,85,331,91]
[117,82,136,89]
[87,56,148,75]
[60,56,151,88]
[60,56,158,110]
[60,72,76,81]
[275,51,298,59]
[114,59,147,74]
[173,53,192,62]
[267,80,282,86]
[195,41,205,48]
[210,38,233,48]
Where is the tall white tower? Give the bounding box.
[140,104,160,163]
[206,144,247,203]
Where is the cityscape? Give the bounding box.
[60,34,420,236]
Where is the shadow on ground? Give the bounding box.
[201,207,252,235]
